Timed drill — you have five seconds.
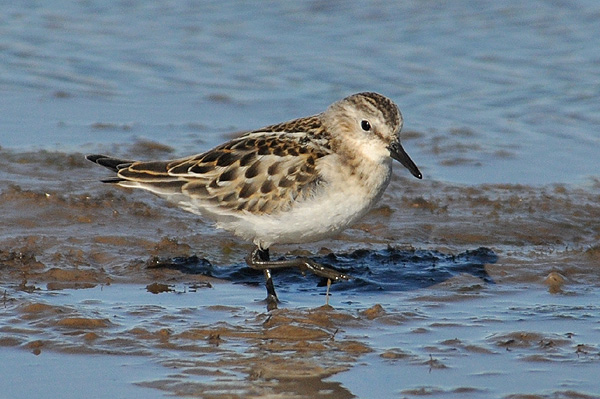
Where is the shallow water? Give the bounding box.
[1,1,600,398]
[1,151,599,398]
[1,1,599,184]
[3,283,600,398]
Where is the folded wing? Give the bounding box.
[87,132,330,216]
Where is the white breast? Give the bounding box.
[217,153,393,248]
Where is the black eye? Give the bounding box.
[361,120,371,131]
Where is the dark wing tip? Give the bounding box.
[86,154,134,172]
[86,154,106,163]
[100,177,126,183]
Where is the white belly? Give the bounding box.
[215,156,393,248]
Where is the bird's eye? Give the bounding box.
[361,120,371,131]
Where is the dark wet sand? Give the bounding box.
[1,149,599,398]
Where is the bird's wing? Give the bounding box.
[92,131,331,215]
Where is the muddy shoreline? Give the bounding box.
[1,149,599,398]
[2,149,598,286]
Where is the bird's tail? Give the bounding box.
[86,154,135,183]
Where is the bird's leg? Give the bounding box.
[247,247,351,280]
[246,247,278,310]
[246,246,351,306]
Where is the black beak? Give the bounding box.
[388,141,422,179]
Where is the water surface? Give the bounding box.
[1,1,599,398]
[1,0,598,184]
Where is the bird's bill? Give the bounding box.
[388,141,422,179]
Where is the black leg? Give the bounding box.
[248,248,278,310]
[263,268,278,311]
[245,246,351,308]
[246,247,351,280]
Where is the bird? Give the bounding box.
[86,92,422,308]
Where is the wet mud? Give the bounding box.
[1,149,599,398]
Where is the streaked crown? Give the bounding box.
[321,92,403,150]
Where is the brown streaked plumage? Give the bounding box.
[86,92,422,307]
